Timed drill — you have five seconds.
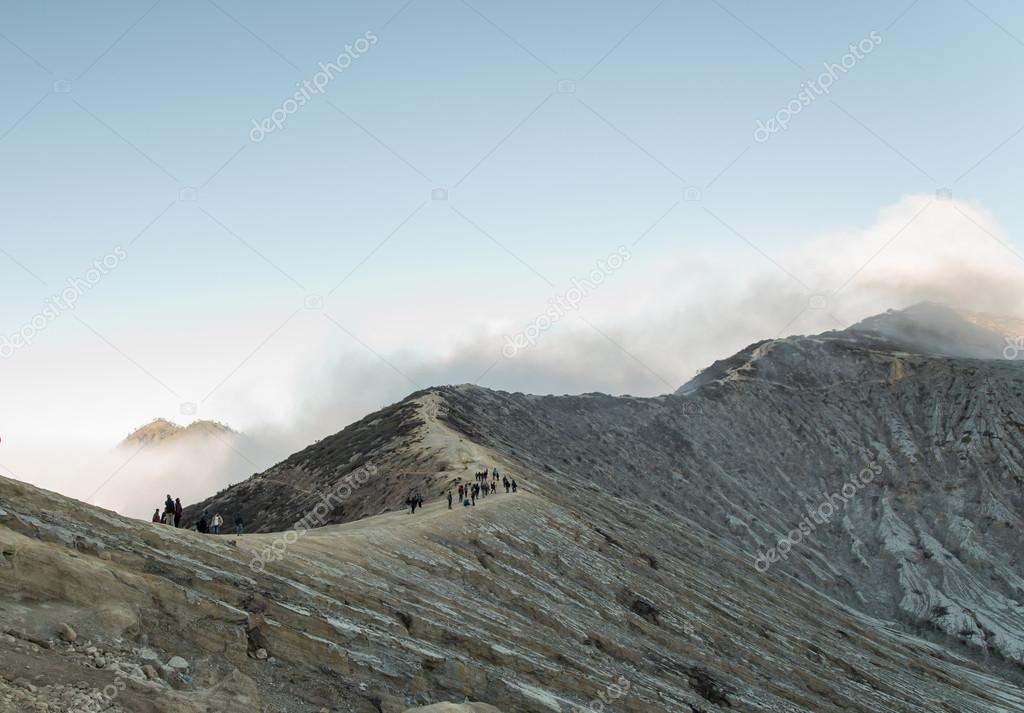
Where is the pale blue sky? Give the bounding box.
[2,0,1024,467]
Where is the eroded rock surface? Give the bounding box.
[3,304,1024,711]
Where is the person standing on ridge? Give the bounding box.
[447,490,453,509]
[164,494,174,521]
[174,498,183,528]
[511,479,518,493]
[234,515,244,535]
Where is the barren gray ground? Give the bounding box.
[3,304,1024,712]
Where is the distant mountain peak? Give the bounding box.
[674,302,1024,397]
[120,418,238,448]
[846,301,1024,359]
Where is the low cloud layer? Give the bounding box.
[4,194,1022,519]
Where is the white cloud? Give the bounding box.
[4,194,1022,518]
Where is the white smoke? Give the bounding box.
[4,194,1021,519]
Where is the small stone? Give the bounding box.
[56,623,76,642]
[167,656,189,671]
[254,648,268,660]
[142,664,158,680]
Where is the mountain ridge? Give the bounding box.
[4,303,1024,710]
[183,303,1024,679]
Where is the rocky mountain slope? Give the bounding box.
[846,301,1024,360]
[4,302,1024,711]
[3,428,1024,712]
[432,305,1024,673]
[186,304,1024,680]
[180,397,431,531]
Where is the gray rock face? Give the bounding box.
[3,465,1024,712]
[3,303,1024,711]
[846,301,1024,360]
[432,305,1024,673]
[184,303,1024,683]
[181,398,426,532]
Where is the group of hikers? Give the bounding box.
[152,494,183,527]
[455,468,519,506]
[408,467,519,514]
[156,466,518,529]
[151,494,243,535]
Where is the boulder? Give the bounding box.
[56,622,76,642]
[167,656,190,671]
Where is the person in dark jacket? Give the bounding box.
[198,512,209,534]
[447,490,453,509]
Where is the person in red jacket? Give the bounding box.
[174,498,183,528]
[151,509,161,523]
